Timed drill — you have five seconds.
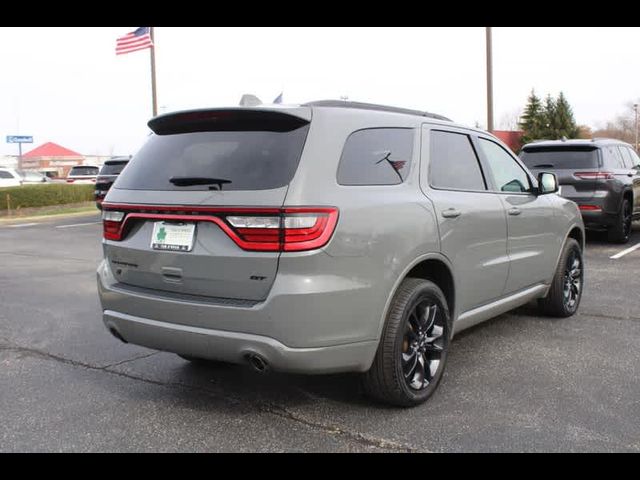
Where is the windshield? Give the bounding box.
[116,126,310,191]
[520,147,600,169]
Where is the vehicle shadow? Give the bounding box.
[584,221,640,246]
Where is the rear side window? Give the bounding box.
[116,126,310,191]
[520,147,599,169]
[429,130,486,191]
[601,146,625,169]
[0,170,15,179]
[337,128,414,185]
[618,146,636,169]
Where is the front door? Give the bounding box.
[420,126,509,314]
[475,136,559,293]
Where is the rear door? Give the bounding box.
[520,145,601,203]
[477,136,558,293]
[420,126,509,313]
[102,108,311,301]
[618,146,640,215]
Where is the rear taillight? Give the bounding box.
[579,205,602,211]
[66,179,75,183]
[102,210,125,240]
[101,206,339,252]
[574,171,614,180]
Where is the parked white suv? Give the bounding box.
[0,168,22,188]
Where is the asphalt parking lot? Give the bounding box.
[1,213,639,452]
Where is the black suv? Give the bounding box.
[521,139,640,243]
[95,157,130,209]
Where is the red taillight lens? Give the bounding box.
[102,210,125,240]
[101,205,339,252]
[226,208,339,252]
[574,171,614,180]
[579,205,602,211]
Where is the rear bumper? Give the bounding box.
[97,259,381,374]
[103,310,378,374]
[565,192,619,228]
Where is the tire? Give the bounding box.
[607,198,632,244]
[362,278,452,407]
[538,238,583,318]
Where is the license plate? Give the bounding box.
[151,222,196,252]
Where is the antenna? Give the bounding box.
[239,94,263,107]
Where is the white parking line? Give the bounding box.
[8,223,39,228]
[610,242,640,260]
[55,221,101,229]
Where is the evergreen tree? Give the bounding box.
[542,94,557,139]
[518,90,546,143]
[553,92,580,139]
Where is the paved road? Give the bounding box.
[1,213,639,452]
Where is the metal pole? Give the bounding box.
[486,27,494,133]
[634,103,638,152]
[150,27,158,117]
[18,142,22,171]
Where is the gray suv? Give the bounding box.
[521,138,640,243]
[98,101,585,406]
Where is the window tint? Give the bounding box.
[337,128,413,185]
[0,170,15,179]
[117,126,309,191]
[478,138,531,193]
[429,131,485,191]
[520,147,599,169]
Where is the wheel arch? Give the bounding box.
[375,253,456,343]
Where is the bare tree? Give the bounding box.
[592,101,640,143]
[498,107,523,131]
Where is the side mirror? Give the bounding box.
[538,172,559,194]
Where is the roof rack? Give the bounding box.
[303,100,452,122]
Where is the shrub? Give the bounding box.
[0,184,95,210]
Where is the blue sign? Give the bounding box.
[6,135,33,144]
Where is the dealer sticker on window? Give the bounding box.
[151,222,196,252]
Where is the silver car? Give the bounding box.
[98,101,585,406]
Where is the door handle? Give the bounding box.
[508,207,522,216]
[441,208,462,218]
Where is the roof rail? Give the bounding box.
[303,100,452,122]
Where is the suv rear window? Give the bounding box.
[99,162,128,176]
[520,147,600,169]
[69,166,99,176]
[116,127,310,191]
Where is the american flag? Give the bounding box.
[116,27,153,55]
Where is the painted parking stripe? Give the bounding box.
[55,221,101,229]
[610,242,640,260]
[8,223,39,228]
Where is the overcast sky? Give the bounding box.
[1,27,639,156]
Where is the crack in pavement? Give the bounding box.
[0,340,419,453]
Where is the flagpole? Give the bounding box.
[150,27,158,117]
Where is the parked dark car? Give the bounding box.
[521,138,640,243]
[95,157,130,209]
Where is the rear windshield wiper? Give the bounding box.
[169,177,232,190]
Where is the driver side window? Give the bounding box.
[478,138,532,193]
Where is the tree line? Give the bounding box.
[518,90,580,144]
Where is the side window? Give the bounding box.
[477,138,532,193]
[429,130,486,191]
[627,147,640,168]
[620,146,638,169]
[603,146,624,168]
[337,128,414,185]
[0,171,14,179]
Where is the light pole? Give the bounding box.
[486,27,494,133]
[634,103,638,152]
